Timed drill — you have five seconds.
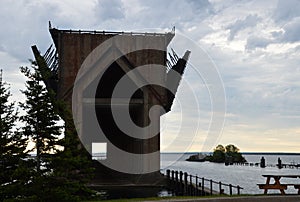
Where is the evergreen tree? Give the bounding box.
[20,63,95,201]
[20,65,62,173]
[0,71,31,200]
[19,64,64,201]
[45,111,95,201]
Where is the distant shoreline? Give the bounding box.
[160,152,300,155]
[241,152,300,155]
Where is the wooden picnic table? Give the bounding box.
[258,175,300,195]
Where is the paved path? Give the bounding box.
[143,195,300,202]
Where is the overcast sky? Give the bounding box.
[1,0,300,152]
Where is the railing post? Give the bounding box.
[202,177,205,195]
[166,169,170,179]
[171,170,175,190]
[219,181,222,195]
[179,171,183,194]
[175,171,178,182]
[190,175,193,196]
[171,170,174,181]
[229,184,233,195]
[184,172,188,195]
[237,185,241,195]
[175,171,179,193]
[166,169,171,192]
[210,179,213,195]
[195,175,198,195]
[179,171,183,183]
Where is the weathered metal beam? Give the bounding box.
[82,98,144,105]
[165,50,191,112]
[31,45,58,93]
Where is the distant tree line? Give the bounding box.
[205,144,247,163]
[0,62,95,201]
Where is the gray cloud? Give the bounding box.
[268,17,300,44]
[245,36,272,50]
[0,0,300,151]
[271,30,283,38]
[281,17,300,42]
[273,0,300,23]
[186,0,215,16]
[0,1,102,61]
[226,14,260,40]
[0,1,56,61]
[94,0,125,21]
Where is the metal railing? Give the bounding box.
[49,28,174,36]
[164,169,243,196]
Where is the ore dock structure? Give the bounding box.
[32,23,190,196]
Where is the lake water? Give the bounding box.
[161,153,300,194]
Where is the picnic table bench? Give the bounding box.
[258,175,300,195]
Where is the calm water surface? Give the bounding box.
[161,153,300,194]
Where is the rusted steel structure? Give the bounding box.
[32,24,190,186]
